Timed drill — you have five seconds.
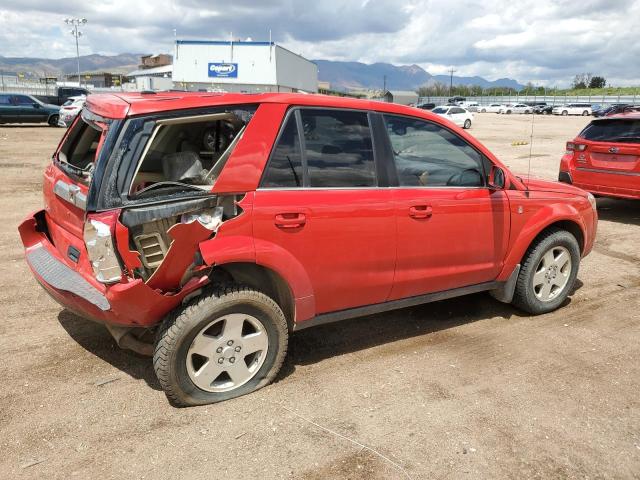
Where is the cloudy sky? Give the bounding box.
[1,0,639,86]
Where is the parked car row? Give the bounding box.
[425,101,637,118]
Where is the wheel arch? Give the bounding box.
[210,262,296,330]
[499,208,587,281]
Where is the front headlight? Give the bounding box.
[587,192,597,211]
[84,219,122,284]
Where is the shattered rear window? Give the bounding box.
[56,111,109,183]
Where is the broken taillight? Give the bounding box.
[83,212,123,284]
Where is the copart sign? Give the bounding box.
[208,63,238,78]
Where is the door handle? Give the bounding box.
[408,205,433,219]
[275,213,306,229]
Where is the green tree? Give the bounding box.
[589,76,606,88]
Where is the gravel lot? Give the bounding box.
[2,113,639,479]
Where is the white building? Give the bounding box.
[126,65,173,91]
[172,40,318,93]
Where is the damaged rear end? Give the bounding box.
[19,96,258,352]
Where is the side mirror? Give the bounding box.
[488,165,506,189]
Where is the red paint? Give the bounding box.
[389,187,510,299]
[252,189,396,314]
[559,112,640,199]
[115,220,142,272]
[20,92,598,331]
[146,220,213,291]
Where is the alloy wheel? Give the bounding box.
[186,313,269,392]
[532,246,572,302]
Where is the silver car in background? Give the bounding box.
[57,96,86,127]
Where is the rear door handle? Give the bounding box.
[275,213,306,229]
[409,205,433,219]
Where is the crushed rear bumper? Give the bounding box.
[19,210,208,327]
[26,245,110,311]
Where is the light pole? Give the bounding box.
[65,17,87,87]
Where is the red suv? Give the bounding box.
[559,111,640,199]
[19,92,597,406]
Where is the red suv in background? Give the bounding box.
[559,111,640,199]
[19,92,597,406]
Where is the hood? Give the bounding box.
[516,174,588,197]
[45,103,60,111]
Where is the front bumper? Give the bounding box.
[19,210,208,327]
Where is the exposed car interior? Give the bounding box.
[57,118,102,176]
[129,110,252,196]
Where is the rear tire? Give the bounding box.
[48,115,59,127]
[512,229,580,315]
[463,119,471,129]
[481,108,486,113]
[582,110,589,116]
[506,110,512,114]
[562,110,568,116]
[154,284,288,407]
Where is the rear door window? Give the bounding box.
[301,109,376,188]
[13,95,34,105]
[580,120,640,143]
[261,113,303,188]
[261,108,377,188]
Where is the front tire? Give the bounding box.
[154,284,289,407]
[481,108,486,113]
[48,114,59,127]
[562,110,568,116]
[582,110,589,116]
[463,119,471,129]
[512,229,580,315]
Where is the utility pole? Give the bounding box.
[383,75,387,92]
[449,68,456,97]
[65,18,88,87]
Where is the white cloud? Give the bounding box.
[0,0,639,86]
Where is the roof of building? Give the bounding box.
[385,90,419,97]
[127,65,173,77]
[174,39,314,64]
[380,90,419,105]
[176,40,274,46]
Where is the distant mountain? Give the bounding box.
[0,53,143,78]
[314,59,523,92]
[430,74,523,91]
[0,53,524,91]
[314,60,432,91]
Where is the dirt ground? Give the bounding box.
[2,113,639,479]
